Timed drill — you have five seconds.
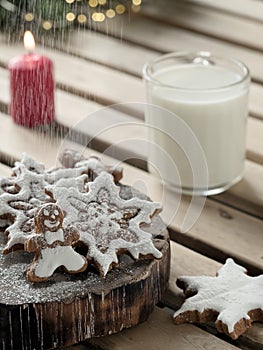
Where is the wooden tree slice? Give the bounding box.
[0,185,170,350]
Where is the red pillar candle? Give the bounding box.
[8,31,55,127]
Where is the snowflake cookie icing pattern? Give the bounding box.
[173,258,263,339]
[59,148,123,183]
[47,171,163,277]
[25,203,87,282]
[0,152,122,254]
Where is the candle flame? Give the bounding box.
[23,31,35,52]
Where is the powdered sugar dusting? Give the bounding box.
[173,258,263,335]
[47,172,163,276]
[0,153,122,253]
[0,210,166,305]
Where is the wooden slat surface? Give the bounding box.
[90,308,240,350]
[55,30,263,120]
[215,160,263,219]
[0,39,144,117]
[0,162,11,177]
[0,64,263,169]
[183,0,263,21]
[141,1,263,50]
[93,15,263,84]
[54,29,263,83]
[51,29,263,122]
[3,31,263,122]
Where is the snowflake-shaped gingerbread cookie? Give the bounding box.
[0,152,123,253]
[47,171,163,276]
[173,258,263,339]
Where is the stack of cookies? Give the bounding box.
[0,150,170,349]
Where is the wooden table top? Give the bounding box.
[0,1,263,349]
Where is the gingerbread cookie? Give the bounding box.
[25,203,87,282]
[173,258,263,339]
[0,157,86,253]
[46,171,163,277]
[0,152,123,254]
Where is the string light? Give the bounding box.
[0,0,144,36]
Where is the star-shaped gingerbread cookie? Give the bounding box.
[173,258,263,339]
[46,171,163,276]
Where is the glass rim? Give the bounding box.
[143,51,250,92]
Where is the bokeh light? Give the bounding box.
[106,9,115,19]
[25,13,34,22]
[115,4,125,14]
[132,0,141,5]
[42,21,53,30]
[66,12,76,21]
[92,12,105,22]
[89,0,99,7]
[77,14,87,23]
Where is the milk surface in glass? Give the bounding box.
[145,63,249,194]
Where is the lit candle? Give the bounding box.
[8,31,55,127]
[143,52,250,195]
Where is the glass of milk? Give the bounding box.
[143,51,250,196]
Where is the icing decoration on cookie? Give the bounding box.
[0,164,45,252]
[25,203,87,282]
[173,258,263,339]
[46,171,162,276]
[12,153,45,175]
[0,158,87,253]
[59,148,86,168]
[60,149,123,182]
[0,177,19,196]
[0,152,122,254]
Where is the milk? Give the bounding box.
[145,64,249,194]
